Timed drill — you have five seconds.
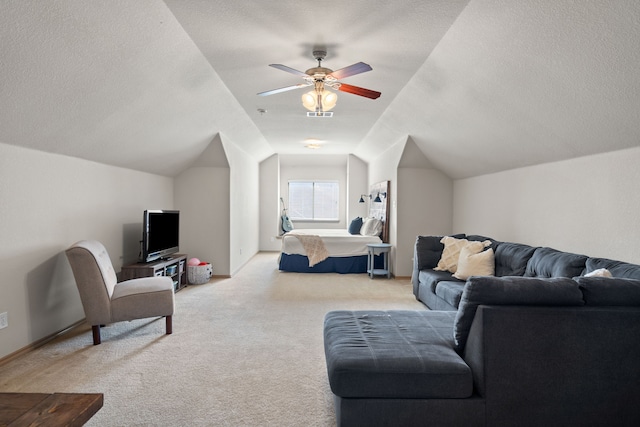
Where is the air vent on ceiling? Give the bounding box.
[307,111,333,118]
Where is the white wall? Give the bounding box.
[368,137,456,277]
[347,155,369,221]
[174,167,230,275]
[260,154,367,250]
[259,154,280,251]
[220,136,261,275]
[280,162,348,229]
[0,143,173,359]
[454,146,640,263]
[369,139,403,274]
[396,168,453,276]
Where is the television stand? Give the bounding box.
[121,254,187,292]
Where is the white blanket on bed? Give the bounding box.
[282,229,382,258]
[291,234,330,267]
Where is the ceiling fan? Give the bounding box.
[257,50,381,114]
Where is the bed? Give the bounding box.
[278,180,390,274]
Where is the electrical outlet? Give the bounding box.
[0,312,8,329]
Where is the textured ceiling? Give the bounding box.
[1,0,639,178]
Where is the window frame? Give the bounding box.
[287,180,340,222]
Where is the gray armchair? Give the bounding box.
[65,240,175,345]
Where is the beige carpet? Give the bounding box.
[0,252,425,426]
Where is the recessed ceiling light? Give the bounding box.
[303,138,325,150]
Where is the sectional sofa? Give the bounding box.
[323,235,640,426]
[412,234,640,310]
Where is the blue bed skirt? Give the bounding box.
[279,253,383,274]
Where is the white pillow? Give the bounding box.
[434,236,490,273]
[360,218,382,236]
[454,246,495,280]
[584,268,612,278]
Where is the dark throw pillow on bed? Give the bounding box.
[348,217,363,235]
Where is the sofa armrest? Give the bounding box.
[463,305,640,425]
[413,234,465,296]
[411,239,421,296]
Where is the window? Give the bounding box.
[288,181,339,221]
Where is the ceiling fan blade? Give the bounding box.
[338,83,381,100]
[269,64,308,77]
[328,62,372,80]
[257,83,310,96]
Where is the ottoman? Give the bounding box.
[323,310,482,427]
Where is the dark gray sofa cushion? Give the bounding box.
[524,247,587,278]
[454,276,584,351]
[574,276,640,306]
[585,257,640,279]
[324,310,472,399]
[415,234,465,270]
[494,242,537,276]
[419,269,463,294]
[435,281,466,308]
[420,283,459,311]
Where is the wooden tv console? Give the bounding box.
[120,254,187,292]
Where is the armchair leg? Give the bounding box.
[92,325,101,345]
[166,315,173,335]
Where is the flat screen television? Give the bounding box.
[142,209,180,262]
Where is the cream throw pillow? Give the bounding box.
[454,246,495,280]
[434,237,491,273]
[584,268,612,278]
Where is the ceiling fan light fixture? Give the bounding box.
[321,90,337,111]
[301,91,318,111]
[301,89,337,112]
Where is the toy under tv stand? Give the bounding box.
[121,254,187,292]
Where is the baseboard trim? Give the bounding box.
[394,276,411,280]
[0,319,86,367]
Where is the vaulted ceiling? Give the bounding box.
[1,0,639,178]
